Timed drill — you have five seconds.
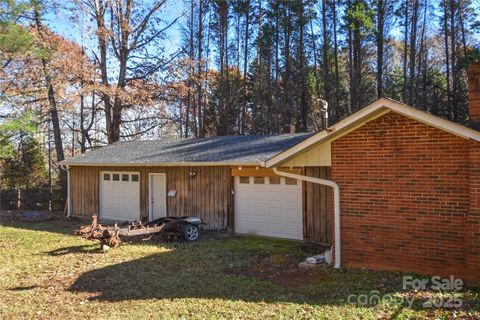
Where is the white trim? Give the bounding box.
[99,171,140,220]
[63,161,260,167]
[148,173,167,221]
[266,98,480,167]
[66,167,71,217]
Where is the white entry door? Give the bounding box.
[100,172,140,221]
[234,176,303,240]
[149,173,167,220]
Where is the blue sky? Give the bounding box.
[44,0,479,65]
[44,0,187,57]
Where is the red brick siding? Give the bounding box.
[331,112,471,278]
[467,140,480,285]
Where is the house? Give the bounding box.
[62,64,480,285]
[61,133,324,241]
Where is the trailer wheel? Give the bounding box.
[183,224,199,241]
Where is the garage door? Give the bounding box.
[100,172,140,221]
[234,176,303,240]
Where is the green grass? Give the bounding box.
[0,218,478,319]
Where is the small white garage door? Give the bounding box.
[234,176,303,240]
[100,172,140,221]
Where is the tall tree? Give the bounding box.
[442,0,452,119]
[321,0,331,111]
[196,0,204,137]
[375,0,385,98]
[241,0,250,134]
[345,0,374,112]
[408,0,419,105]
[32,1,66,193]
[401,0,409,102]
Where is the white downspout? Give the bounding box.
[67,167,71,218]
[272,167,341,269]
[60,165,72,218]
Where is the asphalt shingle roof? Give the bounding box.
[62,133,313,166]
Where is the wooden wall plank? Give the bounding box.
[70,165,231,230]
[325,166,332,243]
[303,166,333,244]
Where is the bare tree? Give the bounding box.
[75,0,182,143]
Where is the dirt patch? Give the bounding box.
[0,210,61,222]
[224,251,334,288]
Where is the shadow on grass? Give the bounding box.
[8,285,39,291]
[67,245,401,308]
[67,246,480,314]
[45,244,102,256]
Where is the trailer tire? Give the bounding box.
[183,224,199,241]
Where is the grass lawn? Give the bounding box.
[0,216,478,319]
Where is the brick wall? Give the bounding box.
[467,140,480,285]
[331,111,471,279]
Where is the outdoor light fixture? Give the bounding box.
[189,171,196,178]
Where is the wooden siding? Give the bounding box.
[69,166,232,230]
[303,166,332,244]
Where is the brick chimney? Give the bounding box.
[467,63,480,129]
[282,124,296,134]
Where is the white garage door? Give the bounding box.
[100,172,140,221]
[234,176,303,240]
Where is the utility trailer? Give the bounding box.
[76,215,204,248]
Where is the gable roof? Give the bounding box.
[265,98,480,168]
[62,133,313,166]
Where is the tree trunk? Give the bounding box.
[376,0,385,99]
[402,0,409,102]
[241,0,250,135]
[322,0,330,109]
[408,0,418,105]
[92,0,114,143]
[310,19,319,99]
[418,0,428,109]
[352,19,362,111]
[332,0,340,121]
[347,0,353,114]
[443,0,452,119]
[299,3,307,131]
[283,5,291,125]
[197,0,204,137]
[184,0,198,138]
[458,1,467,56]
[449,0,457,121]
[33,4,66,198]
[80,93,86,153]
[111,102,122,142]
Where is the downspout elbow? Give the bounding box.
[272,167,341,269]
